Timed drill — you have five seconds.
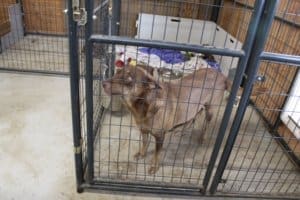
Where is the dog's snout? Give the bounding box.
[102,80,109,88]
[102,80,112,95]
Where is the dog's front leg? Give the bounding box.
[134,129,149,160]
[199,103,213,143]
[149,133,165,174]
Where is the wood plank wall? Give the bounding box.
[0,0,66,34]
[119,0,213,36]
[22,0,66,34]
[0,0,16,36]
[218,0,300,157]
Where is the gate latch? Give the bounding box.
[72,0,87,26]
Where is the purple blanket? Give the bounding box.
[206,60,221,72]
[139,47,186,64]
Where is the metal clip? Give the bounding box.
[72,0,87,26]
[74,139,83,154]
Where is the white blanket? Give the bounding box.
[115,45,210,73]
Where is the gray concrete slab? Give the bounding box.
[1,73,264,200]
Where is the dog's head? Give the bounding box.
[102,65,161,97]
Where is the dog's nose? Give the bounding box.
[102,81,107,88]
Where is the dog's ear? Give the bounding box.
[142,74,161,90]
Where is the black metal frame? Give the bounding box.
[210,0,222,22]
[84,0,95,184]
[67,0,84,192]
[209,0,280,193]
[202,0,267,193]
[68,0,300,198]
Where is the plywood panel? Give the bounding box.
[219,0,299,128]
[119,0,213,37]
[236,0,300,23]
[0,5,10,36]
[0,1,15,21]
[217,1,252,43]
[1,0,16,5]
[0,1,17,37]
[23,0,66,34]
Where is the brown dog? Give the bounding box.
[102,64,266,174]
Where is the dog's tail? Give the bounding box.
[225,79,269,97]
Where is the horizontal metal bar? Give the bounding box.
[0,67,69,77]
[81,181,202,197]
[80,181,300,199]
[214,192,300,200]
[25,32,68,37]
[260,52,300,66]
[90,35,245,57]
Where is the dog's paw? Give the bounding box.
[148,166,159,175]
[134,152,146,160]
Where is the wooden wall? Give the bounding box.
[22,0,66,34]
[0,0,16,36]
[0,0,66,34]
[119,0,213,36]
[278,124,300,159]
[218,0,299,157]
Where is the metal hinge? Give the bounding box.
[72,0,87,26]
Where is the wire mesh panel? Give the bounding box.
[86,0,254,194]
[217,79,300,195]
[214,0,300,198]
[76,0,111,170]
[95,49,243,190]
[0,0,69,74]
[69,0,300,198]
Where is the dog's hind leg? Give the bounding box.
[204,103,213,122]
[149,133,165,174]
[198,103,213,143]
[134,129,149,160]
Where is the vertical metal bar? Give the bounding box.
[67,0,84,192]
[209,0,279,194]
[111,0,121,36]
[210,0,222,22]
[85,0,95,183]
[202,0,266,193]
[109,0,121,77]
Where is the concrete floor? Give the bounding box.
[0,73,159,200]
[0,72,262,200]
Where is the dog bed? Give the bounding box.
[115,45,214,74]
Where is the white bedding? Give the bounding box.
[115,45,210,73]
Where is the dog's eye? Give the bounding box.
[123,76,133,86]
[126,76,132,82]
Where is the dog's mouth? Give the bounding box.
[102,81,112,95]
[102,81,123,96]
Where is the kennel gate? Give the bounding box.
[0,0,71,75]
[68,0,300,198]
